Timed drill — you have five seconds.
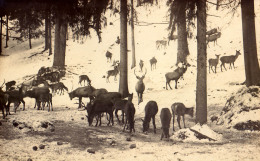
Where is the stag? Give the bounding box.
[134,68,147,105]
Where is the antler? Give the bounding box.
[143,68,147,77]
[0,79,5,89]
[134,69,137,77]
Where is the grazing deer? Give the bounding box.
[220,50,241,72]
[134,68,147,105]
[123,95,135,133]
[68,86,96,108]
[106,63,120,83]
[142,101,158,134]
[160,108,172,140]
[106,51,113,63]
[171,102,193,131]
[79,75,91,86]
[139,60,144,72]
[208,54,220,73]
[150,57,157,71]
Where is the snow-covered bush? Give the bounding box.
[217,86,260,131]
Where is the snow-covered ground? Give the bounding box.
[0,1,260,161]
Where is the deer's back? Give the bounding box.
[171,102,186,116]
[145,101,158,118]
[220,55,236,63]
[160,108,172,128]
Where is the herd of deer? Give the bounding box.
[0,29,242,139]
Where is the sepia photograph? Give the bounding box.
[0,0,260,160]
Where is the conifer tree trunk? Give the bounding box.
[5,15,8,48]
[45,9,49,51]
[196,0,207,125]
[53,11,67,67]
[119,0,129,98]
[28,26,32,49]
[49,12,52,56]
[0,16,2,55]
[131,0,136,69]
[241,0,260,86]
[177,1,189,64]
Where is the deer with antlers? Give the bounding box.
[134,68,147,105]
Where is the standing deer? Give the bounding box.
[106,51,113,63]
[150,57,157,71]
[206,32,221,47]
[160,108,172,140]
[106,63,120,83]
[220,50,241,71]
[79,75,91,86]
[165,63,189,90]
[171,102,193,131]
[208,54,220,73]
[134,68,147,105]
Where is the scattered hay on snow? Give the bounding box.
[216,86,260,131]
[170,124,222,142]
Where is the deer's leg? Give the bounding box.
[115,109,120,123]
[177,115,181,129]
[232,62,235,69]
[6,102,11,116]
[123,119,128,132]
[34,99,37,108]
[167,80,172,90]
[175,80,178,89]
[95,115,99,127]
[21,100,25,111]
[99,114,102,126]
[183,115,186,128]
[160,131,164,140]
[223,63,227,71]
[122,110,125,124]
[152,116,156,133]
[1,106,5,119]
[78,97,82,108]
[172,112,175,131]
[110,111,114,126]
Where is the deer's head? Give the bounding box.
[134,68,147,82]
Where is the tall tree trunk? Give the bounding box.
[119,0,129,98]
[28,27,32,49]
[241,0,260,86]
[5,15,8,48]
[196,0,207,125]
[49,12,52,56]
[177,1,189,65]
[131,0,136,69]
[53,11,67,67]
[0,16,2,55]
[45,9,49,51]
[66,26,69,40]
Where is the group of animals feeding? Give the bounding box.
[0,27,241,140]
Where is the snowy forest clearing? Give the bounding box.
[1,1,260,161]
